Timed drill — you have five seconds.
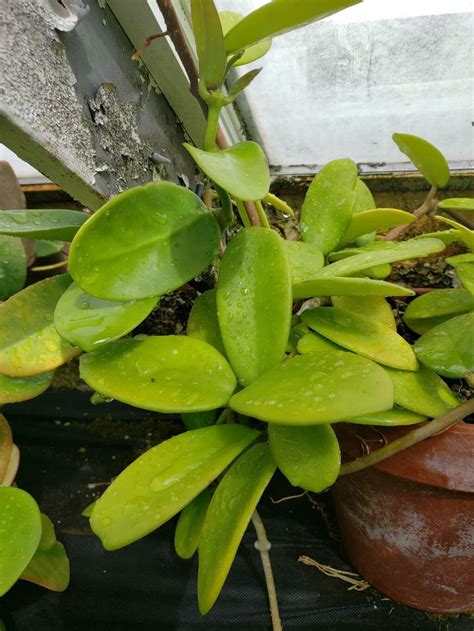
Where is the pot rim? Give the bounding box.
[335,420,474,493]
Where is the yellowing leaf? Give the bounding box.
[293,276,413,299]
[198,443,276,614]
[343,208,415,244]
[268,424,340,492]
[331,296,396,330]
[346,408,427,426]
[384,366,459,417]
[80,336,236,413]
[230,351,393,424]
[0,276,79,377]
[302,307,418,370]
[90,425,259,550]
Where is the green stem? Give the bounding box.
[203,99,222,151]
[255,200,271,228]
[264,193,295,218]
[339,398,474,476]
[464,371,474,388]
[236,199,251,228]
[251,510,282,631]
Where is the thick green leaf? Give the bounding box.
[282,240,324,285]
[332,296,396,330]
[0,209,87,240]
[361,263,392,279]
[436,216,474,250]
[318,238,445,277]
[181,410,217,430]
[343,209,415,244]
[184,142,269,201]
[0,235,26,300]
[80,336,236,413]
[403,288,474,334]
[220,11,271,65]
[300,158,357,254]
[192,0,226,88]
[198,443,276,614]
[90,424,258,550]
[302,307,418,370]
[0,275,79,377]
[69,182,221,301]
[54,282,157,352]
[352,179,376,213]
[174,488,213,559]
[414,312,474,378]
[446,254,474,294]
[384,366,458,417]
[392,133,450,187]
[217,228,291,386]
[35,240,65,258]
[346,408,427,426]
[0,371,54,405]
[438,198,474,211]
[230,351,394,424]
[268,424,340,492]
[187,289,226,355]
[414,230,462,245]
[297,332,343,354]
[228,68,262,100]
[0,416,13,484]
[293,276,414,300]
[0,487,42,596]
[287,322,310,353]
[224,0,360,53]
[21,514,70,592]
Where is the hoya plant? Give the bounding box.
[0,0,473,624]
[0,416,69,598]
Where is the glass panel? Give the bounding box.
[217,0,473,174]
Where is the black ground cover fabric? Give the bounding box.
[0,391,471,630]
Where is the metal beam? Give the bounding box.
[0,0,196,210]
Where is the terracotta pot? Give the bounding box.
[331,421,474,613]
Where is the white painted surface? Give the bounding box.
[217,1,474,173]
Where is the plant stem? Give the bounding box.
[203,99,222,151]
[236,199,251,228]
[339,398,474,476]
[255,200,271,228]
[264,193,295,218]
[251,510,282,631]
[384,184,438,241]
[244,201,262,227]
[464,371,474,388]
